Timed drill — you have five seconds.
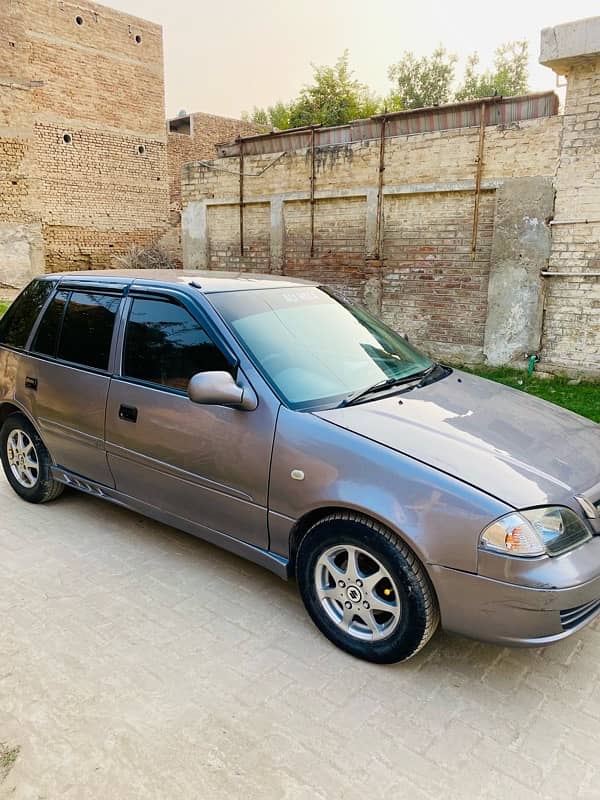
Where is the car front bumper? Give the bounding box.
[429,563,600,646]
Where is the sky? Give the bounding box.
[101,0,600,120]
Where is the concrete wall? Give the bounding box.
[182,115,562,364]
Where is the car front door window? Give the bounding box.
[122,298,232,391]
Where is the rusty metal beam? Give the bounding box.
[471,102,486,259]
[374,116,387,260]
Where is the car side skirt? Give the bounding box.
[51,466,290,579]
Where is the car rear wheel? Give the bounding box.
[296,511,439,663]
[0,414,64,503]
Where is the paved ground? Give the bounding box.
[2,475,600,800]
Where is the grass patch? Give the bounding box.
[0,742,20,784]
[0,302,9,318]
[459,366,600,423]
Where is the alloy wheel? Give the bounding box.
[6,429,39,489]
[314,544,402,641]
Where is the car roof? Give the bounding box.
[41,270,318,294]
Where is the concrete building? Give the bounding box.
[0,0,168,286]
[181,17,600,377]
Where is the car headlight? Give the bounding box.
[480,506,592,558]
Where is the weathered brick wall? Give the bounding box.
[0,0,168,282]
[182,116,562,363]
[382,190,495,352]
[0,0,43,291]
[165,113,264,264]
[169,113,264,210]
[541,60,600,373]
[34,121,167,270]
[284,197,368,302]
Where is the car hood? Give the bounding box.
[316,370,600,509]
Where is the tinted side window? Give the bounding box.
[123,298,231,391]
[32,290,69,357]
[57,292,120,370]
[0,280,55,349]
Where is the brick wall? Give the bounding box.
[541,60,600,372]
[165,113,264,264]
[382,190,495,353]
[168,113,265,210]
[182,116,562,363]
[0,0,168,283]
[0,0,43,291]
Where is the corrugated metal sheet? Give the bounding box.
[216,92,559,158]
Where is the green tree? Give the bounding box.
[266,101,292,130]
[386,46,457,110]
[242,107,269,126]
[455,41,529,101]
[287,51,380,128]
[242,101,292,130]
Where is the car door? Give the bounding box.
[16,285,123,486]
[104,290,277,550]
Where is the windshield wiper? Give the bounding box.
[339,364,439,408]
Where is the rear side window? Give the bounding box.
[32,290,69,357]
[0,280,55,349]
[56,292,120,370]
[122,298,231,391]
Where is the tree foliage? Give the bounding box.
[242,40,531,129]
[243,101,291,130]
[287,51,380,128]
[386,46,457,110]
[455,41,529,101]
[243,51,382,130]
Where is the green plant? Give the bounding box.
[387,46,457,110]
[458,366,600,423]
[243,51,382,130]
[0,743,20,784]
[455,41,529,101]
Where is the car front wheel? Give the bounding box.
[0,414,64,503]
[296,511,439,664]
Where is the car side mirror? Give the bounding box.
[187,371,257,411]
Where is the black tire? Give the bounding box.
[0,413,64,504]
[296,511,439,664]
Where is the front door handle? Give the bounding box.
[118,404,138,423]
[25,376,38,390]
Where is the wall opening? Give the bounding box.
[135,34,142,44]
[75,15,84,25]
[62,133,73,144]
[169,116,191,136]
[137,144,146,155]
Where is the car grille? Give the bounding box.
[560,599,600,630]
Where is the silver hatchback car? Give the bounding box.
[1,271,600,663]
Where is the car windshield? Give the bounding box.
[210,286,434,410]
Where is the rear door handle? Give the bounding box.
[118,404,138,423]
[25,376,38,390]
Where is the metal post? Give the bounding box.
[471,102,486,259]
[374,117,387,260]
[239,139,244,257]
[310,127,316,258]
